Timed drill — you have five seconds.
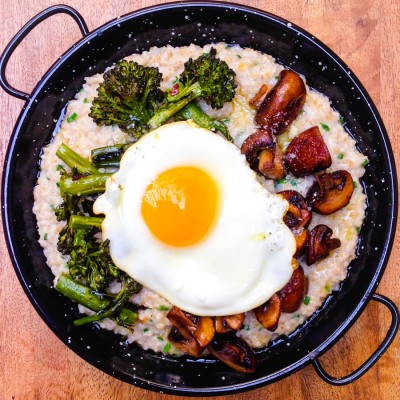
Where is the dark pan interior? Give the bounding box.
[2,2,397,396]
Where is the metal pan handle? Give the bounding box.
[312,293,399,385]
[0,5,89,101]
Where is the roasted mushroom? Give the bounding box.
[279,190,312,230]
[168,326,204,357]
[278,265,308,313]
[249,84,270,108]
[240,128,275,171]
[306,224,341,265]
[285,126,332,177]
[258,145,285,179]
[279,190,311,257]
[208,334,256,373]
[293,228,309,258]
[214,314,245,334]
[255,70,306,135]
[240,129,285,178]
[254,293,281,331]
[167,306,215,349]
[306,170,354,215]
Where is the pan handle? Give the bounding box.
[312,293,399,385]
[0,5,89,101]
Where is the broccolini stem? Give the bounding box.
[179,102,233,143]
[73,277,142,326]
[91,142,134,167]
[55,275,138,325]
[69,215,104,230]
[147,92,199,130]
[60,174,111,196]
[56,143,99,175]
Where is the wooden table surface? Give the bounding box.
[0,1,399,399]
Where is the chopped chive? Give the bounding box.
[320,122,330,132]
[356,226,361,234]
[157,335,164,341]
[362,159,369,167]
[353,181,358,188]
[83,98,89,104]
[276,178,286,185]
[300,109,305,114]
[236,54,242,59]
[44,233,48,240]
[222,117,231,123]
[158,305,170,311]
[303,295,311,305]
[56,182,60,188]
[337,153,344,159]
[338,115,344,124]
[324,284,331,293]
[66,112,78,123]
[143,328,149,332]
[274,75,279,79]
[163,342,171,352]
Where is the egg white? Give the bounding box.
[94,121,296,316]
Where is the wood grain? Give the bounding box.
[0,1,399,399]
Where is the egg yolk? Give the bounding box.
[141,166,219,247]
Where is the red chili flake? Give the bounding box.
[170,83,179,96]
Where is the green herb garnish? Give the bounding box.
[303,295,311,305]
[67,112,78,123]
[163,342,171,352]
[353,181,358,188]
[44,233,48,240]
[362,159,369,167]
[337,153,344,159]
[324,284,331,293]
[158,305,170,311]
[338,115,344,124]
[320,122,330,132]
[83,98,89,104]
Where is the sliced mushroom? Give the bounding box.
[293,228,308,258]
[249,84,270,108]
[208,335,256,373]
[241,128,275,171]
[215,314,245,334]
[258,146,285,179]
[167,306,215,348]
[306,170,354,215]
[278,265,307,313]
[285,126,332,177]
[255,70,306,135]
[168,326,204,357]
[306,224,341,265]
[279,190,312,230]
[254,293,281,331]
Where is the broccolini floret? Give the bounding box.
[89,60,164,137]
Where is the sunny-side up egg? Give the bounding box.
[94,121,296,316]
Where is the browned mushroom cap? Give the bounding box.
[254,293,281,331]
[249,84,270,108]
[215,314,245,334]
[279,190,312,230]
[306,224,341,265]
[278,265,307,313]
[255,70,306,135]
[240,128,275,171]
[208,335,256,373]
[285,126,332,177]
[167,306,215,348]
[168,326,204,357]
[306,170,354,215]
[293,228,308,258]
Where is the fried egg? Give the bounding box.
[94,121,295,316]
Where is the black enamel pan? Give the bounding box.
[1,2,398,396]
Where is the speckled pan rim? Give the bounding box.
[1,1,397,396]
